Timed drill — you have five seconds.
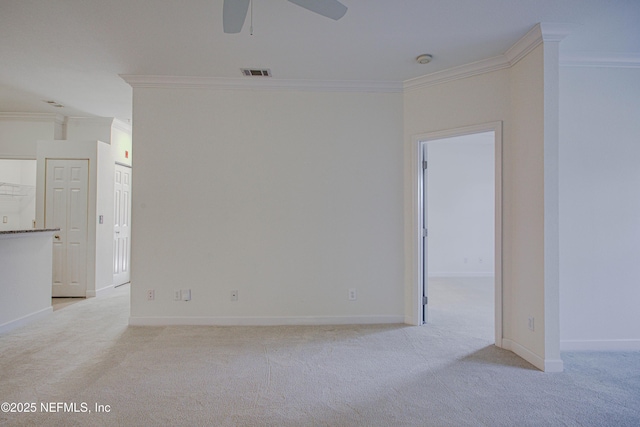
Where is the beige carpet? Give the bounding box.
[1,279,639,426]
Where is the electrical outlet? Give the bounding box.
[174,290,181,301]
[478,257,483,264]
[2,216,8,224]
[348,288,357,301]
[147,289,155,301]
[528,316,535,331]
[231,290,238,301]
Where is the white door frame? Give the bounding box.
[410,121,503,347]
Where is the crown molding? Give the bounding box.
[504,23,572,65]
[0,112,65,124]
[65,116,114,126]
[112,118,132,133]
[503,24,544,66]
[405,23,572,92]
[120,75,403,93]
[404,22,577,92]
[560,52,640,68]
[403,55,510,91]
[539,22,574,43]
[65,116,133,133]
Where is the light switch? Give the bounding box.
[2,216,7,224]
[99,215,104,224]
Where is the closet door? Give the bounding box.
[46,159,89,297]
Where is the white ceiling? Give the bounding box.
[1,0,638,122]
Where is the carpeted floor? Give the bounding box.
[1,279,639,426]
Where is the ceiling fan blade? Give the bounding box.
[223,0,250,33]
[287,0,348,20]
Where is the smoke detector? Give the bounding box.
[416,54,433,64]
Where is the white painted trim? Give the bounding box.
[129,315,405,327]
[410,122,503,347]
[64,117,132,135]
[428,272,495,278]
[86,284,115,298]
[0,307,53,335]
[0,154,37,160]
[502,338,541,371]
[506,23,571,64]
[561,53,640,68]
[502,338,564,372]
[120,75,403,93]
[0,112,64,124]
[561,339,640,352]
[112,118,132,134]
[538,22,574,43]
[404,23,572,92]
[504,24,544,66]
[65,116,114,126]
[403,56,510,91]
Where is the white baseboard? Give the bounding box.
[0,306,53,335]
[129,315,405,327]
[428,272,494,278]
[86,284,115,298]
[502,338,564,372]
[561,339,640,352]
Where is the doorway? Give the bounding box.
[413,122,503,346]
[0,159,36,231]
[113,164,131,286]
[45,159,89,297]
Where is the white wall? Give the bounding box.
[0,113,63,158]
[0,114,61,230]
[111,122,133,166]
[65,117,133,166]
[559,66,640,351]
[36,140,115,297]
[504,44,547,363]
[404,39,563,371]
[129,86,404,324]
[426,135,494,277]
[0,232,54,333]
[95,142,116,294]
[63,117,131,291]
[404,68,510,322]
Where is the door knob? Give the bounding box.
[54,235,60,240]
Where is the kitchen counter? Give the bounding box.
[0,229,58,333]
[0,228,59,236]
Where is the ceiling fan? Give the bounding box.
[223,0,348,33]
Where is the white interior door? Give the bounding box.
[45,159,89,297]
[422,145,429,324]
[113,164,131,286]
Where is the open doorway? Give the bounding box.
[425,132,495,342]
[413,122,502,347]
[0,159,37,231]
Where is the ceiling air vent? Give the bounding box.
[241,68,272,77]
[43,100,64,108]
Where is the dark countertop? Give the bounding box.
[0,228,60,235]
